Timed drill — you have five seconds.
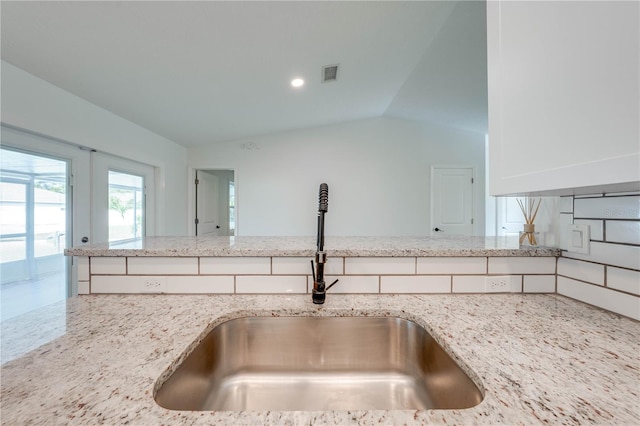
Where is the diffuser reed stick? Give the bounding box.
[517,197,541,246]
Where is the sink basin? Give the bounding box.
[154,316,483,411]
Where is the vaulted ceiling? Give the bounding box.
[1,1,487,147]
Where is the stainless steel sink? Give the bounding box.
[154,316,483,411]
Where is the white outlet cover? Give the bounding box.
[484,276,513,293]
[141,277,167,293]
[566,224,590,254]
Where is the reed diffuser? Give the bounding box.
[517,197,541,246]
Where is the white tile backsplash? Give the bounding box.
[488,257,556,274]
[200,257,270,275]
[313,275,378,294]
[380,276,450,293]
[90,257,126,275]
[558,213,574,250]
[78,281,90,295]
[452,275,486,293]
[523,275,556,293]
[559,196,574,213]
[563,241,640,270]
[165,276,234,293]
[606,221,640,245]
[417,257,486,274]
[91,275,146,293]
[557,258,605,286]
[574,195,640,220]
[345,257,415,275]
[273,256,343,275]
[558,277,640,321]
[607,267,640,296]
[236,275,306,294]
[127,257,198,275]
[77,257,90,281]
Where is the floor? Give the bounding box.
[1,270,67,322]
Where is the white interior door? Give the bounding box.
[196,171,220,236]
[431,167,474,235]
[496,197,525,236]
[91,152,155,243]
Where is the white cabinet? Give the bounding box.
[487,1,639,196]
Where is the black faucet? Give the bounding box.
[311,183,338,304]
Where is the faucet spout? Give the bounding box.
[312,183,337,304]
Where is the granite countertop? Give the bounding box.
[64,235,561,257]
[1,294,638,425]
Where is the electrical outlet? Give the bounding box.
[485,276,511,293]
[141,277,166,293]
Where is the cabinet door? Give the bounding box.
[487,1,639,196]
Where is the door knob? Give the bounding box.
[433,227,444,232]
[81,236,89,243]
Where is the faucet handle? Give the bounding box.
[325,279,339,291]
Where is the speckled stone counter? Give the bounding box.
[65,235,561,257]
[1,294,638,425]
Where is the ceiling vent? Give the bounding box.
[321,64,338,83]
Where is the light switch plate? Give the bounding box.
[566,224,590,254]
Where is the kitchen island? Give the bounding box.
[64,236,561,296]
[1,293,639,425]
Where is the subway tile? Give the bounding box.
[91,275,148,293]
[607,267,640,296]
[380,276,450,293]
[127,257,198,275]
[309,275,378,294]
[273,256,342,275]
[563,241,640,270]
[200,257,270,275]
[417,257,486,274]
[77,256,90,281]
[236,276,306,294]
[453,275,522,293]
[345,257,415,275]
[557,258,604,286]
[452,276,486,293]
[488,257,556,274]
[90,257,126,275]
[78,281,90,295]
[606,221,640,245]
[558,213,574,250]
[272,257,312,275]
[166,276,234,294]
[574,219,604,241]
[558,277,640,321]
[559,196,573,214]
[523,275,556,293]
[574,195,640,220]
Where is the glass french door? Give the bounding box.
[0,147,69,320]
[1,126,91,322]
[91,152,155,243]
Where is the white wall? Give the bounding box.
[188,116,486,236]
[1,61,188,235]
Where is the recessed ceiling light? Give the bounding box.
[291,78,304,88]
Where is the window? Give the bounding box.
[108,171,144,242]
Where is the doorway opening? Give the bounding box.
[195,169,235,236]
[0,147,70,321]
